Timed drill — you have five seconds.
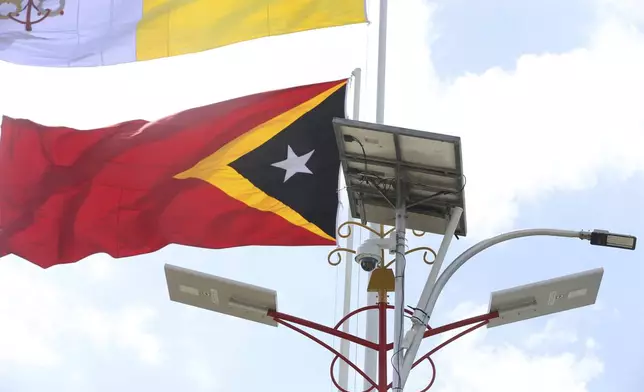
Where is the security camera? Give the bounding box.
[355,250,381,272]
[355,237,395,272]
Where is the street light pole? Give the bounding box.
[165,225,634,391]
[392,180,407,391]
[338,67,364,391]
[364,224,383,391]
[410,207,463,322]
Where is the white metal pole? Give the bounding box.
[338,68,363,391]
[372,0,401,388]
[397,229,591,388]
[366,0,390,381]
[338,230,354,390]
[392,184,407,391]
[352,68,362,122]
[364,0,387,382]
[399,207,462,385]
[404,207,462,337]
[414,207,464,314]
[375,0,389,125]
[362,225,379,390]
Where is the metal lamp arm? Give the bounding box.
[423,229,589,320]
[400,228,591,386]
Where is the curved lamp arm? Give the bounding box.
[399,228,591,386]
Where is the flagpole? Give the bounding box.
[375,0,388,125]
[338,68,363,391]
[363,0,391,384]
[365,0,395,389]
[371,1,409,391]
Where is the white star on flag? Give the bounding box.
[271,145,315,182]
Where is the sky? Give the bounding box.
[0,0,643,391]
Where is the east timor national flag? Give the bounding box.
[0,80,346,268]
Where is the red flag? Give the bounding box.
[0,80,346,268]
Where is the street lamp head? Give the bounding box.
[589,229,637,250]
[164,264,279,327]
[487,268,604,328]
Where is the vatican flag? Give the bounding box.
[0,0,366,67]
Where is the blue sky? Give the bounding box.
[1,0,643,391]
[429,0,596,79]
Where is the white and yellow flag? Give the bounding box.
[0,0,366,67]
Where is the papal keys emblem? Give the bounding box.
[0,0,65,31]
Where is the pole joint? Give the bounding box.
[376,289,388,305]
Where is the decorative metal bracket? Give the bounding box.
[328,247,356,266]
[383,247,436,268]
[328,221,436,267]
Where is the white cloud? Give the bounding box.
[406,302,603,392]
[431,340,604,392]
[525,319,579,349]
[0,262,68,368]
[446,301,489,322]
[383,1,644,237]
[0,259,162,368]
[82,255,118,281]
[76,305,162,364]
[597,0,644,22]
[185,360,219,391]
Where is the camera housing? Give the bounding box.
[355,237,395,272]
[355,252,381,272]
